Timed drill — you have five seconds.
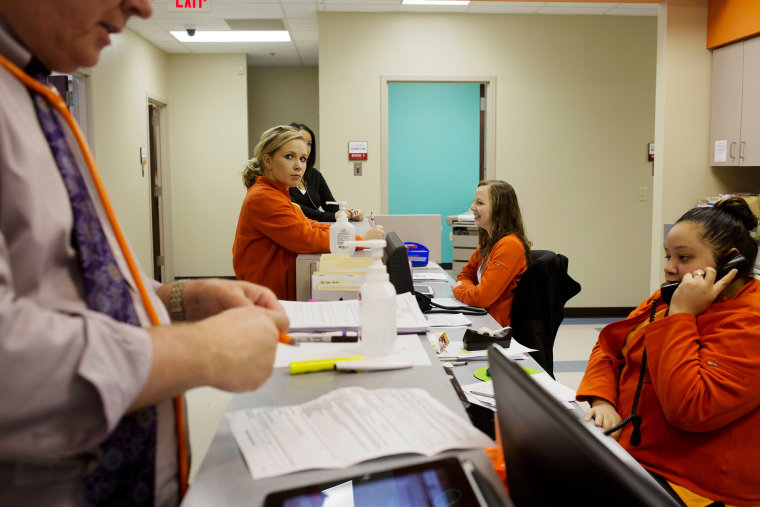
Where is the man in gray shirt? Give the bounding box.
[0,1,288,505]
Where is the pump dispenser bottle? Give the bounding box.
[346,239,397,356]
[326,201,355,255]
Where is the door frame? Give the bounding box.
[380,75,496,213]
[146,95,176,281]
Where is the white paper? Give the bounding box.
[227,387,494,480]
[280,292,429,334]
[438,339,535,361]
[714,140,727,163]
[530,372,577,403]
[274,333,432,368]
[457,210,475,222]
[463,372,577,404]
[412,272,449,282]
[426,313,472,327]
[431,297,470,307]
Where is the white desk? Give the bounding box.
[295,214,443,301]
[182,267,513,506]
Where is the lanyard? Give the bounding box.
[0,53,189,497]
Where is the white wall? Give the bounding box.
[90,28,168,276]
[319,13,658,307]
[650,0,760,291]
[168,54,249,277]
[247,66,319,160]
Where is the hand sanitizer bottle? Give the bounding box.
[346,239,397,356]
[327,201,355,255]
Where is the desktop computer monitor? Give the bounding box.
[487,346,679,507]
[383,231,415,295]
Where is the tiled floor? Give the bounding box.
[185,316,620,482]
[553,317,618,394]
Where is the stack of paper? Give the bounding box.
[438,339,536,362]
[463,374,577,405]
[227,386,494,480]
[312,254,373,292]
[280,292,430,334]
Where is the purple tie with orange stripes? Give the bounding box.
[27,59,157,506]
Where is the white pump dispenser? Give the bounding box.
[345,239,397,356]
[326,201,355,255]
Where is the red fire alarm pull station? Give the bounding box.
[348,141,368,161]
[648,142,654,162]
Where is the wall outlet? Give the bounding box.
[354,162,362,176]
[638,187,648,201]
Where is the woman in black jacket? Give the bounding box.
[288,123,363,222]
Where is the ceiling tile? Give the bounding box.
[134,0,660,67]
[285,17,319,30]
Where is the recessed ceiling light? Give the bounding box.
[170,30,291,42]
[402,0,470,5]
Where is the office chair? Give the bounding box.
[510,250,581,378]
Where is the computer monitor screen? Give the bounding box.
[487,346,679,507]
[383,231,414,295]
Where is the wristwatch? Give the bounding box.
[169,279,188,321]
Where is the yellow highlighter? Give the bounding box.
[289,355,364,375]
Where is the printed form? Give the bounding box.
[280,292,429,333]
[227,386,494,480]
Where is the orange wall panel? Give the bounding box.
[707,0,760,48]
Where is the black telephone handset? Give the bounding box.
[660,253,751,305]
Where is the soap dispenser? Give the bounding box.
[326,201,355,255]
[346,239,397,356]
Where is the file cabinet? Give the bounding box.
[448,219,479,274]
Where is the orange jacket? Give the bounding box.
[232,177,333,300]
[452,234,526,326]
[577,279,760,506]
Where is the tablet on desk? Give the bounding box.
[263,456,495,506]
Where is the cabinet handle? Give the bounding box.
[740,141,746,159]
[730,142,737,159]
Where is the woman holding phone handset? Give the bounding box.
[577,197,760,506]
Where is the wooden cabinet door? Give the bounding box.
[740,37,760,166]
[710,42,743,166]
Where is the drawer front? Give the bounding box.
[453,247,476,262]
[452,234,479,248]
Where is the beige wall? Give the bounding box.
[650,0,760,291]
[247,66,319,160]
[89,8,757,303]
[91,35,248,278]
[319,13,658,307]
[90,28,168,277]
[168,54,249,277]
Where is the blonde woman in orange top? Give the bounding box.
[233,126,383,300]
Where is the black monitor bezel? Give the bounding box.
[487,346,679,507]
[383,231,414,295]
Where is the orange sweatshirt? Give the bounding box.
[577,279,760,506]
[232,177,334,300]
[452,234,526,326]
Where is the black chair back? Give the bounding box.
[510,250,581,377]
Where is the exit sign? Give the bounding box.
[169,0,211,11]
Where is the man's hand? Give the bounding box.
[134,303,285,409]
[191,306,282,392]
[160,279,287,327]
